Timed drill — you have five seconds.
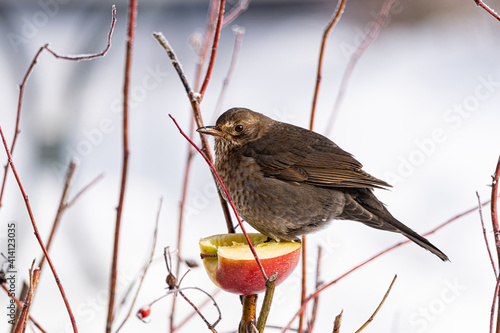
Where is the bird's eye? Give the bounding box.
[234,125,244,132]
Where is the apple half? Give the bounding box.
[199,233,301,295]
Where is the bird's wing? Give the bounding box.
[241,124,391,189]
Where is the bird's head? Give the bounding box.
[197,108,273,148]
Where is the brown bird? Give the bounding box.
[197,107,449,261]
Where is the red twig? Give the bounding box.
[44,6,116,60]
[298,235,307,333]
[474,0,500,21]
[493,274,500,333]
[491,156,500,333]
[14,262,40,333]
[212,26,245,121]
[0,6,116,208]
[0,127,78,332]
[106,2,136,332]
[477,192,498,277]
[282,201,488,332]
[309,0,347,131]
[169,114,268,281]
[326,0,394,135]
[199,0,226,100]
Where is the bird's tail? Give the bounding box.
[341,188,449,261]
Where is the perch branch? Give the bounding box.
[199,0,226,100]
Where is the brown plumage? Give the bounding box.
[197,107,449,261]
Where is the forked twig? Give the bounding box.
[0,5,116,208]
[137,248,221,331]
[354,275,397,332]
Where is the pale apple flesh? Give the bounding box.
[200,233,301,295]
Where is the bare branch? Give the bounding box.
[474,0,500,21]
[355,275,397,332]
[106,2,136,332]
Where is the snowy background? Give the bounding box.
[0,0,499,332]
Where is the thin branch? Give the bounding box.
[212,26,246,121]
[477,192,497,277]
[0,5,116,208]
[14,261,39,333]
[309,0,347,131]
[44,6,116,60]
[199,0,226,100]
[354,275,397,332]
[308,246,323,332]
[194,0,221,91]
[492,274,500,333]
[326,0,394,135]
[66,173,104,208]
[106,2,136,332]
[38,160,77,270]
[474,0,500,21]
[240,294,258,333]
[222,0,251,28]
[153,31,235,235]
[257,273,279,332]
[169,114,268,281]
[174,289,222,331]
[170,133,195,333]
[179,290,220,333]
[332,310,343,333]
[1,283,47,333]
[298,235,307,333]
[0,127,78,332]
[115,198,163,332]
[282,201,490,332]
[491,156,500,333]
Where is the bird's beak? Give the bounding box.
[197,126,223,137]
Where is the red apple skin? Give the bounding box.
[215,248,300,295]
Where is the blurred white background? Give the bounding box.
[0,0,499,332]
